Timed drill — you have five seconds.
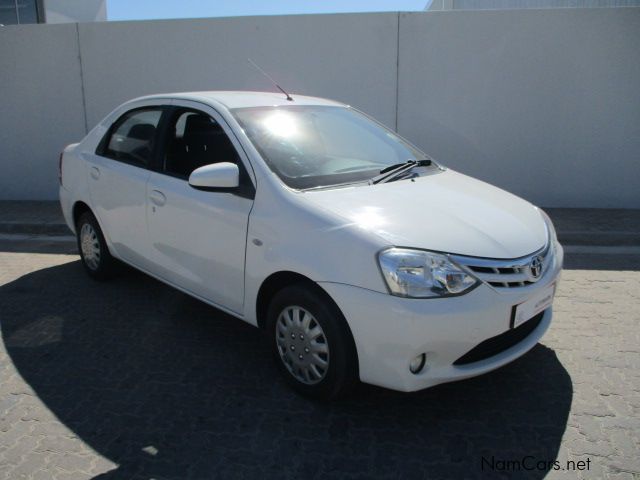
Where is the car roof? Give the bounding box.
[136,91,347,109]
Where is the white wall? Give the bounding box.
[77,13,399,130]
[1,9,639,207]
[398,8,640,207]
[0,23,86,200]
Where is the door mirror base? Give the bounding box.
[190,181,255,199]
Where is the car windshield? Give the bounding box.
[232,105,429,189]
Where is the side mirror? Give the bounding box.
[188,162,239,190]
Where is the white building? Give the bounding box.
[426,0,640,9]
[0,0,106,25]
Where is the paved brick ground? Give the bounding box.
[0,250,639,479]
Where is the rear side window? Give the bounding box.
[99,108,163,167]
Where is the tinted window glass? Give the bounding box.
[0,0,18,24]
[0,0,39,24]
[163,110,240,178]
[232,106,427,189]
[103,109,162,167]
[17,0,38,23]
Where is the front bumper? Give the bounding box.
[319,242,563,392]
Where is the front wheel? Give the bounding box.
[266,284,358,400]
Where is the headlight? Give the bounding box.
[378,248,479,298]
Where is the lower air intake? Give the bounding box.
[453,311,545,366]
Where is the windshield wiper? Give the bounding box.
[369,159,432,185]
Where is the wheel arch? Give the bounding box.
[72,201,93,228]
[256,270,360,384]
[256,271,353,338]
[71,201,114,255]
[256,272,311,329]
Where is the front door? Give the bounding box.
[145,104,254,315]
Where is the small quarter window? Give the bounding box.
[101,108,163,167]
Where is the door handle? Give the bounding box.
[149,190,166,207]
[90,166,100,180]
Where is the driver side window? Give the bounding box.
[163,109,240,179]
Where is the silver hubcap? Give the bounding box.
[80,223,101,270]
[275,306,330,385]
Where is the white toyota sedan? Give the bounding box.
[59,91,563,399]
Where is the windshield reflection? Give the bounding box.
[233,105,428,189]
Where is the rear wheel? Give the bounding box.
[76,211,117,280]
[266,284,358,400]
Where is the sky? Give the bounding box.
[107,0,431,21]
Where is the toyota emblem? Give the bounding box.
[529,256,543,280]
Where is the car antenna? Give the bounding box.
[248,58,294,101]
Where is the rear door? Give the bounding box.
[87,105,167,270]
[145,102,255,314]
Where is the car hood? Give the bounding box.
[301,169,547,259]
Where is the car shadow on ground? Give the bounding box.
[1,260,573,480]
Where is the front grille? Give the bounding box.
[453,311,545,366]
[451,242,552,290]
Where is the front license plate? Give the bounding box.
[512,283,556,329]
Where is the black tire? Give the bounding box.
[266,283,358,400]
[75,211,117,280]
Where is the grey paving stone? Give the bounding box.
[0,251,638,479]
